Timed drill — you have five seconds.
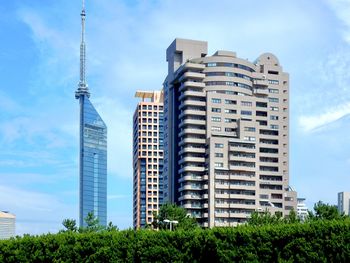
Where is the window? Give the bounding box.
[225,127,235,132]
[211,116,221,122]
[268,79,279,85]
[241,110,252,116]
[207,62,217,67]
[244,136,256,141]
[215,162,224,168]
[269,97,279,103]
[224,118,236,123]
[215,143,224,148]
[224,109,236,114]
[270,125,279,130]
[270,115,278,120]
[268,88,279,94]
[212,107,221,113]
[244,127,256,132]
[270,106,279,111]
[256,111,267,117]
[256,102,267,108]
[225,99,236,105]
[211,126,221,131]
[211,98,221,103]
[241,101,252,106]
[215,153,224,158]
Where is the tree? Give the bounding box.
[151,203,199,230]
[80,212,105,232]
[61,212,118,233]
[248,209,300,226]
[308,201,345,221]
[62,219,77,232]
[248,210,283,226]
[106,221,119,232]
[284,209,300,224]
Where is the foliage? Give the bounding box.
[308,201,345,221]
[1,219,350,262]
[248,209,300,226]
[151,203,199,230]
[62,219,77,232]
[61,212,118,233]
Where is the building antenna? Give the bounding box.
[76,0,90,98]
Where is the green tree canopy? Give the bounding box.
[152,203,199,230]
[308,201,345,220]
[61,212,118,233]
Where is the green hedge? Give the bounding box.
[1,219,350,262]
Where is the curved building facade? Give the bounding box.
[163,38,296,227]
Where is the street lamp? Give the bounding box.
[164,219,178,231]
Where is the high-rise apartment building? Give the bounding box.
[163,38,297,227]
[133,91,164,228]
[0,211,15,239]
[75,1,107,227]
[338,192,350,216]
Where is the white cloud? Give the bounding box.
[299,102,350,132]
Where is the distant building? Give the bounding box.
[163,38,297,227]
[133,91,164,228]
[296,198,308,221]
[0,211,15,239]
[75,1,107,227]
[338,192,350,216]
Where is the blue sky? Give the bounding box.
[1,0,350,235]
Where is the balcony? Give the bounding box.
[179,71,205,82]
[179,156,205,164]
[179,90,206,101]
[179,146,206,155]
[229,184,255,190]
[178,175,203,183]
[229,203,256,210]
[183,62,205,71]
[179,166,205,173]
[215,183,230,190]
[179,100,206,109]
[229,164,256,172]
[253,79,269,86]
[178,184,202,191]
[179,128,206,137]
[229,146,256,153]
[229,155,256,162]
[178,194,201,201]
[179,109,206,118]
[180,81,205,91]
[179,119,206,127]
[179,137,206,146]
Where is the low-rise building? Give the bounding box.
[0,211,15,239]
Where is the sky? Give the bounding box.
[1,0,350,235]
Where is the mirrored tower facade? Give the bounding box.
[78,96,107,227]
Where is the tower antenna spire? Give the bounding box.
[76,0,90,98]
